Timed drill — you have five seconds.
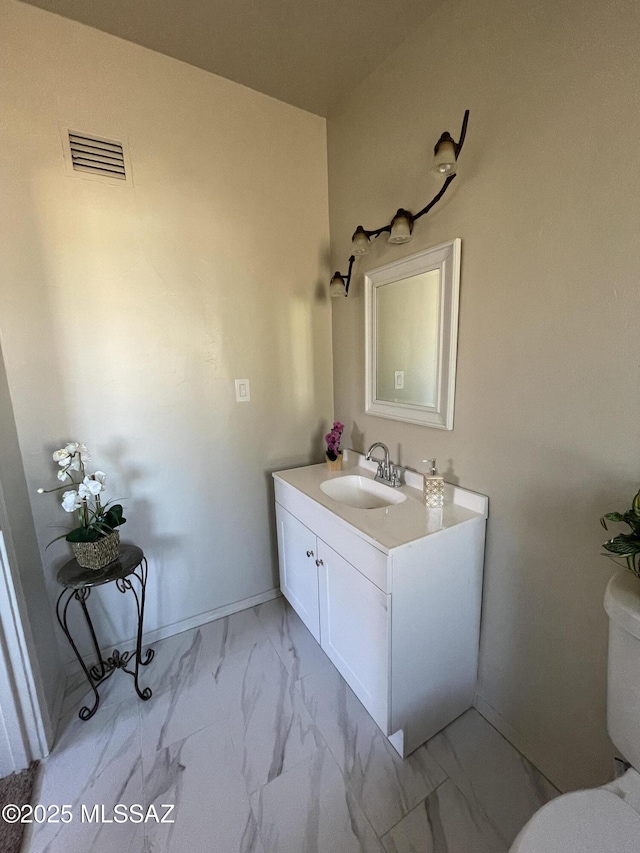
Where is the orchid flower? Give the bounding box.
[41,444,126,548]
[64,442,90,460]
[79,472,106,499]
[325,420,345,459]
[61,490,82,512]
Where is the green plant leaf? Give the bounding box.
[94,521,116,537]
[66,526,102,543]
[626,555,640,578]
[603,533,640,556]
[601,512,625,529]
[104,505,126,528]
[623,510,640,533]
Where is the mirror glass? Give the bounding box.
[375,269,440,407]
[365,239,460,430]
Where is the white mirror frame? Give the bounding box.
[365,238,461,430]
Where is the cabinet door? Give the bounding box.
[275,504,320,641]
[317,541,390,732]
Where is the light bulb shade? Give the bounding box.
[352,228,370,255]
[388,212,412,244]
[330,273,346,298]
[431,136,457,177]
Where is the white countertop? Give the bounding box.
[273,450,488,552]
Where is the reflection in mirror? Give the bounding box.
[376,269,440,408]
[365,239,460,430]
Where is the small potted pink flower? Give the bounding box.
[325,421,345,471]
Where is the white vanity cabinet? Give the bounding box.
[274,504,389,728]
[275,506,320,641]
[273,456,488,758]
[316,540,390,731]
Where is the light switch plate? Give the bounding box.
[235,378,250,402]
[394,370,404,390]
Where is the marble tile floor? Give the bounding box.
[25,597,559,852]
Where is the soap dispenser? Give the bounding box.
[422,459,444,508]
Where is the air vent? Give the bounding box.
[68,132,126,180]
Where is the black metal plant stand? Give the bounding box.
[56,544,154,721]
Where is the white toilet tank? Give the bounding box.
[604,571,640,770]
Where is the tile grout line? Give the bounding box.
[376,777,451,842]
[292,664,404,846]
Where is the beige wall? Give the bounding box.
[327,0,640,791]
[0,339,60,734]
[0,0,332,658]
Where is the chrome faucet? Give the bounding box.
[365,442,402,488]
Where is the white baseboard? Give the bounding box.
[474,692,565,793]
[62,587,282,675]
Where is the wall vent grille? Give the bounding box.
[68,132,126,180]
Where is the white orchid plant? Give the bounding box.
[39,442,126,546]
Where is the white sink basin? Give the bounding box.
[320,475,407,510]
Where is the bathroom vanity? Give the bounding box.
[272,451,488,758]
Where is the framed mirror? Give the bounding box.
[365,239,461,429]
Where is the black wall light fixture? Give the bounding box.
[329,110,469,298]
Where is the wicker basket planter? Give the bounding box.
[72,530,120,570]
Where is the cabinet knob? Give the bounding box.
[315,558,324,566]
[306,550,314,558]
